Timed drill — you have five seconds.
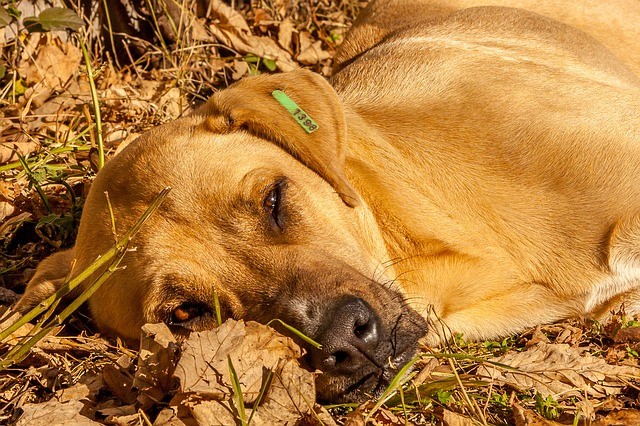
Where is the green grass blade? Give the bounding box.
[266,318,321,349]
[213,286,222,327]
[228,355,247,426]
[247,368,273,425]
[365,355,420,422]
[78,35,104,169]
[16,151,52,213]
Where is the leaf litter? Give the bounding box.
[1,0,640,425]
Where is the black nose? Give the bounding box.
[310,297,381,373]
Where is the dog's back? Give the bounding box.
[335,0,640,77]
[330,0,640,340]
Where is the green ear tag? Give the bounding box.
[272,90,319,134]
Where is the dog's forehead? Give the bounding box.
[110,119,301,188]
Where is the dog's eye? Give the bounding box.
[263,181,284,228]
[170,303,207,326]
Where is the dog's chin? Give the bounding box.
[313,346,418,403]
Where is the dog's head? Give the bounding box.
[17,69,427,402]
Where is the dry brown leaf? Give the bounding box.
[18,41,81,107]
[278,18,295,53]
[55,373,104,403]
[159,87,185,119]
[207,0,296,71]
[593,409,640,425]
[102,364,136,405]
[0,138,38,164]
[153,406,198,426]
[206,0,250,32]
[96,404,137,419]
[344,401,405,425]
[247,358,316,424]
[187,397,237,426]
[104,412,141,425]
[16,399,100,426]
[297,31,331,65]
[173,319,317,425]
[0,308,63,349]
[231,60,249,80]
[191,19,213,42]
[175,319,301,403]
[613,326,640,343]
[134,322,180,410]
[512,403,562,426]
[442,409,477,426]
[0,212,32,240]
[477,343,640,399]
[20,42,80,88]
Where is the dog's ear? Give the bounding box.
[15,248,76,313]
[200,68,360,207]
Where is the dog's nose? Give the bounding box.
[311,297,381,373]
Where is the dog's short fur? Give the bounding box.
[17,0,640,402]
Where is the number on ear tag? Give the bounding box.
[272,90,319,134]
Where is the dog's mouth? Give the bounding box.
[309,333,420,403]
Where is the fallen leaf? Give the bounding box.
[55,373,104,403]
[477,343,640,399]
[278,18,295,53]
[613,326,640,343]
[307,405,339,426]
[297,31,331,65]
[207,0,296,71]
[159,87,185,119]
[247,359,316,424]
[512,403,562,426]
[442,409,477,426]
[102,364,136,405]
[344,401,405,425]
[593,409,640,426]
[0,308,63,349]
[0,137,38,164]
[154,405,198,426]
[174,319,301,403]
[134,322,180,410]
[18,41,81,96]
[16,399,100,426]
[103,413,142,426]
[231,60,249,80]
[187,397,237,426]
[173,319,317,425]
[96,404,137,420]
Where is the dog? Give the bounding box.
[16,0,640,402]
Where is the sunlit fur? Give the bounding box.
[17,0,640,397]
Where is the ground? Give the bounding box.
[1,1,639,425]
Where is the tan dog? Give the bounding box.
[17,0,640,402]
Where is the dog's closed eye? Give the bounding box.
[168,302,212,330]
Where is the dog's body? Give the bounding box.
[17,0,640,401]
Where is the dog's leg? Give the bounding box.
[586,215,640,317]
[14,248,76,313]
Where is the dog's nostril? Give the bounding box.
[309,297,382,373]
[333,351,349,365]
[354,319,370,337]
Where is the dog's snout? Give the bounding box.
[311,297,381,372]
